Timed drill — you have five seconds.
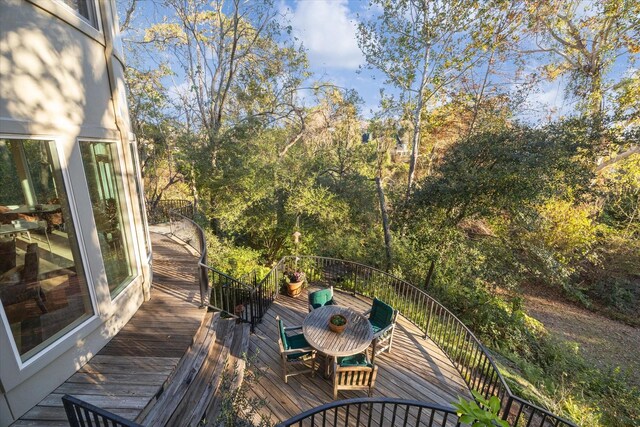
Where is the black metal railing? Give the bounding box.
[206,265,254,323]
[249,258,287,330]
[147,199,194,224]
[62,395,142,427]
[143,204,575,426]
[276,397,461,427]
[255,256,576,427]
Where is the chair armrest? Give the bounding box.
[284,325,303,332]
[282,347,315,355]
[362,308,372,316]
[372,323,395,339]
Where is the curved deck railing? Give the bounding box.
[275,397,461,427]
[253,256,577,427]
[147,199,194,224]
[154,204,254,319]
[147,201,575,427]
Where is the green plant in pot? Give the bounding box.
[285,270,305,297]
[329,314,347,333]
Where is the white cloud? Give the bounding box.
[289,0,363,70]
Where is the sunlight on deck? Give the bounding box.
[248,286,471,425]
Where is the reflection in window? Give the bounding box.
[0,139,93,361]
[80,142,136,296]
[58,0,98,28]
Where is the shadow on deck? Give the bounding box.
[248,286,472,425]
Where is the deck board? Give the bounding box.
[15,233,205,426]
[247,287,471,425]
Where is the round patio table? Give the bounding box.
[303,305,373,377]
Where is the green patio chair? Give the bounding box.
[307,286,336,312]
[332,352,378,399]
[363,298,398,363]
[277,316,316,383]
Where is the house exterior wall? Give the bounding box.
[0,1,151,424]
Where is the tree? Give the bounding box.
[523,0,639,118]
[140,0,308,231]
[357,0,495,200]
[144,0,306,167]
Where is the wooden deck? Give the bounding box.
[14,233,206,426]
[247,287,472,425]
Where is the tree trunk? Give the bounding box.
[375,177,393,271]
[424,259,435,290]
[406,45,431,201]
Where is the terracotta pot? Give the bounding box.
[286,280,303,297]
[329,314,347,333]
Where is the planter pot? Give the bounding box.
[329,314,347,334]
[286,280,303,297]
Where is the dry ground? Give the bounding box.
[522,284,640,387]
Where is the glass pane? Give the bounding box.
[80,141,136,296]
[0,139,93,361]
[59,0,96,27]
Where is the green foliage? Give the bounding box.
[412,119,596,220]
[453,391,509,427]
[497,336,640,427]
[205,230,270,279]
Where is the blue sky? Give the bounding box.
[278,0,382,116]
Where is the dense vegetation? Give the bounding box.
[117,1,639,425]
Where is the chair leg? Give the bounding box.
[282,355,288,383]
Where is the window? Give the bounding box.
[80,141,136,296]
[57,0,98,28]
[0,139,93,361]
[130,143,150,256]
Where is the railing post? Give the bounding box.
[249,289,256,333]
[501,395,514,422]
[199,264,208,308]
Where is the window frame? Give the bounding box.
[0,134,99,369]
[77,138,141,300]
[25,0,103,41]
[53,0,99,29]
[129,137,151,258]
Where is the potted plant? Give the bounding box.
[285,270,305,297]
[329,314,347,333]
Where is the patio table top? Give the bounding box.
[302,305,373,358]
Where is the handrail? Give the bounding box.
[62,395,142,427]
[259,256,577,427]
[147,199,194,224]
[203,264,254,323]
[276,397,460,427]
[149,201,257,320]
